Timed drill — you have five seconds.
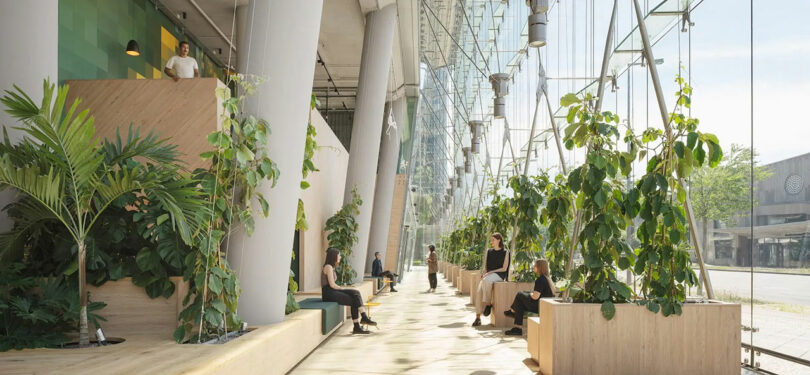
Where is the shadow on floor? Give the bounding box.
[438,322,466,328]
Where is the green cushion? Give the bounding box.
[299,298,343,335]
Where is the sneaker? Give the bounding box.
[504,310,515,317]
[483,305,492,317]
[505,327,523,336]
[471,318,482,327]
[352,326,371,334]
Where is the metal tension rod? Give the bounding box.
[562,0,619,298]
[631,0,714,299]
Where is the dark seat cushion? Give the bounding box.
[298,298,343,335]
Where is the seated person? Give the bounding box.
[164,41,199,81]
[472,233,510,327]
[371,251,398,292]
[504,259,557,336]
[322,248,377,334]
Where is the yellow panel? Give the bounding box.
[136,73,145,80]
[153,67,161,79]
[160,26,179,68]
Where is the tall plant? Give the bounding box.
[631,75,722,316]
[541,174,575,281]
[507,174,549,282]
[176,74,281,343]
[561,92,636,320]
[325,188,362,285]
[0,80,206,346]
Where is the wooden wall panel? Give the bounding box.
[65,78,225,171]
[384,174,408,271]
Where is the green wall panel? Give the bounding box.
[59,0,225,83]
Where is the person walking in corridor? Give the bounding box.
[472,233,510,327]
[427,245,438,292]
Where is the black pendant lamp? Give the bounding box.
[126,40,140,56]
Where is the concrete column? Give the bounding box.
[235,5,249,70]
[365,96,404,272]
[0,0,58,232]
[227,0,323,325]
[343,5,397,283]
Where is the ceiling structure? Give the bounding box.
[156,0,420,112]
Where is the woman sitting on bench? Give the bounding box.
[322,248,377,334]
[503,259,557,336]
[472,233,510,327]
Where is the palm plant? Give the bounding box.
[0,80,207,347]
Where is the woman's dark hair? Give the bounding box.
[429,245,435,252]
[325,248,340,267]
[491,233,505,249]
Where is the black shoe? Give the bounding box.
[472,318,482,327]
[360,317,377,326]
[505,327,523,336]
[390,288,398,292]
[352,326,371,334]
[504,310,515,317]
[483,305,492,317]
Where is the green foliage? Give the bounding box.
[631,75,720,316]
[285,253,300,315]
[296,94,320,231]
[561,92,636,319]
[0,263,106,351]
[325,188,362,285]
[176,74,280,343]
[0,80,206,346]
[541,175,575,281]
[507,174,549,282]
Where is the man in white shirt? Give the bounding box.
[164,41,199,81]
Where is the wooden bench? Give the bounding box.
[490,281,534,327]
[527,316,540,363]
[364,276,383,294]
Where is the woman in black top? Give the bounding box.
[321,248,377,334]
[472,233,510,327]
[504,259,557,335]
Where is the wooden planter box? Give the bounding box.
[536,299,741,375]
[86,276,189,338]
[490,281,534,327]
[458,270,478,295]
[450,266,460,287]
[468,273,480,305]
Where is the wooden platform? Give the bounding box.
[0,309,341,375]
[491,282,534,327]
[65,78,226,170]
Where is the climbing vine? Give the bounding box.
[507,174,549,282]
[325,188,362,285]
[561,92,636,320]
[176,74,280,343]
[541,174,575,281]
[631,74,722,316]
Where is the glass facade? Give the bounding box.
[410,0,810,373]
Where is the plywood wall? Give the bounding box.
[385,174,408,271]
[65,78,224,171]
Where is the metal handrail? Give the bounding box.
[742,342,810,369]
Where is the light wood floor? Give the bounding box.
[289,266,539,375]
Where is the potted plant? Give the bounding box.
[533,78,739,375]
